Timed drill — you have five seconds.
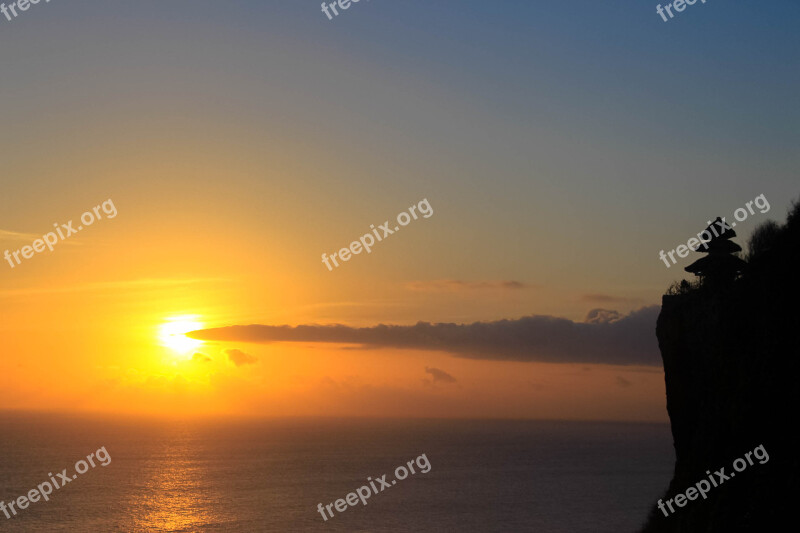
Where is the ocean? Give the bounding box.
[0,414,674,532]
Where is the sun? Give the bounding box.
[158,316,205,355]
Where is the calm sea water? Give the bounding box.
[0,414,673,532]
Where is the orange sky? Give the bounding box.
[0,250,665,421]
[0,142,671,421]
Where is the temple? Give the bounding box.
[685,217,747,284]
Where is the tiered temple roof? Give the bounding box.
[685,217,746,282]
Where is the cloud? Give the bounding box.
[192,353,212,363]
[0,228,83,247]
[616,376,633,388]
[405,280,532,291]
[0,229,42,242]
[190,306,661,366]
[225,349,258,367]
[0,278,229,299]
[584,308,622,324]
[582,293,638,304]
[424,366,457,384]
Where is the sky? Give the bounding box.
[1,0,797,421]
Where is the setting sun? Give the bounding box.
[158,316,205,355]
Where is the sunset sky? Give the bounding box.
[1,0,798,421]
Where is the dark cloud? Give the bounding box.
[225,348,258,367]
[406,280,532,291]
[190,306,660,366]
[192,353,212,363]
[424,366,457,384]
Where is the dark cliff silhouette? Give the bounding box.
[640,199,800,532]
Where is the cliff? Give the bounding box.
[640,202,800,532]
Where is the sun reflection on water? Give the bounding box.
[131,424,217,532]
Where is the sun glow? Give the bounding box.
[158,316,205,355]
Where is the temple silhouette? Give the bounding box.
[684,217,747,284]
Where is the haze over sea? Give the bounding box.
[0,414,673,532]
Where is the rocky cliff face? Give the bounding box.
[640,203,800,532]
